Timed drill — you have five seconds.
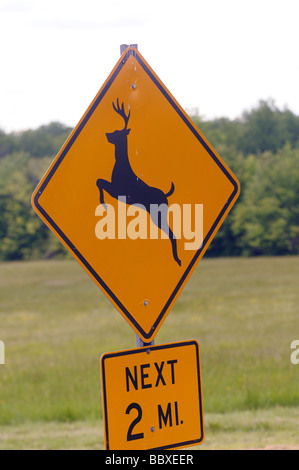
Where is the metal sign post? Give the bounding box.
[120,45,153,350]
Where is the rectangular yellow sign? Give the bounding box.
[100,340,204,450]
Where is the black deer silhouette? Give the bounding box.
[96,99,181,266]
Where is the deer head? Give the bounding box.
[106,99,131,145]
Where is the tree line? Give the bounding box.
[0,99,299,261]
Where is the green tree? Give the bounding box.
[237,100,299,155]
[0,122,71,159]
[1,105,299,262]
[232,146,299,255]
[0,152,66,260]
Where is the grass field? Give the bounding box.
[0,256,299,449]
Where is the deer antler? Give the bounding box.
[112,99,130,129]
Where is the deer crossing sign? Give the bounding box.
[32,47,240,342]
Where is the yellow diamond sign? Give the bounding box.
[32,47,240,342]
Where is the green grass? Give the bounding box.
[1,407,298,450]
[0,256,299,448]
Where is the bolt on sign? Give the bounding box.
[32,46,240,343]
[100,340,204,450]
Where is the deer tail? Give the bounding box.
[165,182,175,198]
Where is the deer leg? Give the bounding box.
[96,179,106,209]
[167,227,181,267]
[96,179,119,210]
[150,208,181,266]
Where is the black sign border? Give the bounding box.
[33,48,239,341]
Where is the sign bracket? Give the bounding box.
[136,334,154,348]
[120,43,138,54]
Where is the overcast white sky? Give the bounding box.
[0,0,299,132]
